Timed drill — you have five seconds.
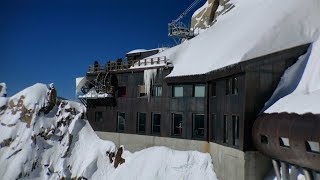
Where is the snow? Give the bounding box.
[143,68,158,101]
[0,83,7,97]
[192,1,209,18]
[265,37,320,114]
[0,83,217,179]
[75,77,87,95]
[151,0,320,78]
[78,88,113,99]
[127,48,167,55]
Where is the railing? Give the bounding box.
[87,56,167,73]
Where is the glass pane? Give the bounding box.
[118,112,125,131]
[138,113,146,133]
[233,115,239,146]
[173,86,183,97]
[173,114,183,135]
[152,113,161,134]
[194,85,205,97]
[212,82,216,97]
[224,115,228,143]
[232,77,238,94]
[153,86,162,97]
[193,114,204,138]
[95,112,103,122]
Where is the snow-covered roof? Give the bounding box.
[154,0,320,77]
[127,48,167,55]
[265,37,320,114]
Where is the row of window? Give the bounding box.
[117,112,206,138]
[96,111,240,145]
[260,135,320,154]
[118,77,238,98]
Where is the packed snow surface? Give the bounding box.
[152,0,320,77]
[265,37,320,114]
[0,83,217,180]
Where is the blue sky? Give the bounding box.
[0,0,204,99]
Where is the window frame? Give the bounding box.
[192,114,205,139]
[137,112,147,134]
[117,86,127,97]
[152,85,162,97]
[117,112,125,132]
[223,115,229,143]
[172,86,183,97]
[232,115,240,146]
[211,82,216,97]
[151,113,161,135]
[95,111,103,122]
[193,84,205,97]
[171,113,183,136]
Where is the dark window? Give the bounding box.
[223,115,229,143]
[305,141,320,154]
[138,85,146,97]
[232,115,239,146]
[194,85,205,97]
[232,77,238,94]
[173,86,183,97]
[117,112,125,132]
[95,112,103,122]
[211,114,216,140]
[212,82,216,97]
[279,137,290,148]
[172,113,183,136]
[193,114,204,138]
[118,86,126,97]
[226,79,231,95]
[152,113,161,134]
[260,135,269,144]
[153,85,162,97]
[137,112,146,133]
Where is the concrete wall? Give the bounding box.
[96,131,271,180]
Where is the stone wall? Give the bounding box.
[96,131,271,180]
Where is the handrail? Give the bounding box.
[87,56,168,73]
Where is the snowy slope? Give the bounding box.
[148,0,320,77]
[265,37,320,114]
[0,83,217,180]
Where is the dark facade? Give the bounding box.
[85,44,309,152]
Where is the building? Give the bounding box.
[76,43,310,180]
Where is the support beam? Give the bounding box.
[281,162,289,180]
[290,165,299,180]
[303,169,314,180]
[272,160,281,180]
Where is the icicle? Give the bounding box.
[143,69,158,101]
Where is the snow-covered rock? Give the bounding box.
[0,83,217,180]
[0,83,7,97]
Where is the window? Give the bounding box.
[226,79,231,95]
[232,115,239,146]
[95,112,103,122]
[279,137,290,148]
[153,85,162,97]
[211,114,216,140]
[306,141,320,153]
[193,114,204,138]
[117,112,125,132]
[194,85,205,97]
[172,113,183,136]
[223,115,229,143]
[260,135,269,144]
[173,86,183,97]
[138,85,146,97]
[152,113,161,134]
[232,77,238,94]
[212,82,216,97]
[118,86,126,97]
[137,112,146,133]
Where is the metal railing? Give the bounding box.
[87,56,167,73]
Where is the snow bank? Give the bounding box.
[0,83,217,179]
[265,37,320,114]
[151,0,320,78]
